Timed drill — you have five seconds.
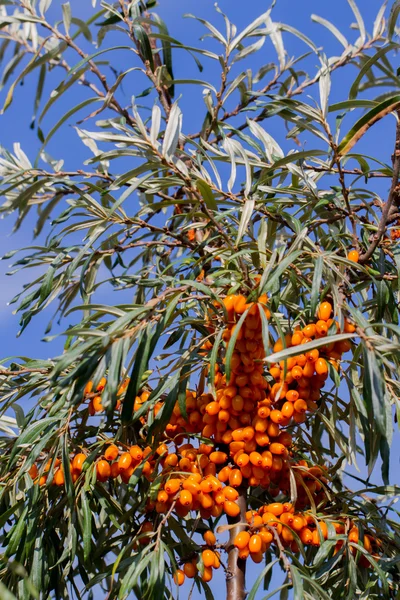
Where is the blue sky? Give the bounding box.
[0,0,397,598]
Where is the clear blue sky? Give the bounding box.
[0,1,397,598]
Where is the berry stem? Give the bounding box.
[226,486,247,600]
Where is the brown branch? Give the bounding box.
[359,110,400,264]
[0,367,51,376]
[226,486,247,600]
[195,35,382,144]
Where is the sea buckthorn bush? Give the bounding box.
[0,1,399,599]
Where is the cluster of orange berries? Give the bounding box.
[173,530,221,585]
[28,442,158,486]
[233,502,378,566]
[84,376,129,414]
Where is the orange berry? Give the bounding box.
[347,250,359,263]
[202,549,216,568]
[54,468,65,486]
[165,478,181,495]
[92,395,103,412]
[203,530,216,546]
[318,301,332,321]
[179,489,193,507]
[183,562,197,578]
[234,531,250,549]
[96,377,107,391]
[202,566,213,582]
[281,401,294,419]
[267,503,283,516]
[224,500,240,517]
[118,452,132,471]
[229,469,243,487]
[173,570,185,586]
[249,534,262,553]
[294,399,308,414]
[209,451,227,465]
[84,381,93,396]
[28,464,38,479]
[269,443,287,455]
[223,486,239,501]
[104,445,119,461]
[96,460,111,481]
[303,324,316,338]
[315,358,328,375]
[315,320,328,336]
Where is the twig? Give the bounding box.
[360,110,400,264]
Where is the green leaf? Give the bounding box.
[248,559,279,600]
[236,198,255,246]
[264,333,356,363]
[310,256,323,317]
[338,94,400,156]
[311,14,348,47]
[225,309,249,381]
[363,347,388,438]
[388,0,400,39]
[349,44,396,100]
[196,178,217,210]
[62,2,72,35]
[80,490,92,562]
[133,23,155,72]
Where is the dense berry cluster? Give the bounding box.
[27,290,377,586]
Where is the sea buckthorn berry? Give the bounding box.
[281,401,294,419]
[202,549,216,568]
[104,445,119,461]
[224,500,240,517]
[92,395,103,412]
[291,366,303,380]
[286,389,299,403]
[28,464,38,479]
[165,478,181,495]
[96,460,111,481]
[173,570,185,586]
[183,562,197,578]
[344,319,356,333]
[229,469,243,487]
[315,358,328,375]
[203,530,216,546]
[267,503,283,516]
[223,486,239,501]
[209,451,228,465]
[179,490,193,507]
[96,377,107,391]
[294,399,308,414]
[269,443,287,455]
[202,566,213,582]
[72,453,86,472]
[318,301,332,321]
[249,534,262,553]
[84,381,93,395]
[234,295,247,314]
[234,531,250,549]
[347,250,359,263]
[164,453,179,467]
[54,468,65,486]
[303,324,316,338]
[118,452,132,471]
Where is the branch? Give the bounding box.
[226,486,247,600]
[359,111,400,264]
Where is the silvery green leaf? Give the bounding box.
[247,119,283,162]
[222,138,236,192]
[373,1,388,38]
[162,102,182,160]
[229,10,271,51]
[265,14,285,69]
[236,197,255,246]
[39,0,53,15]
[231,36,266,64]
[348,0,366,45]
[311,14,349,48]
[62,2,71,36]
[318,55,331,117]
